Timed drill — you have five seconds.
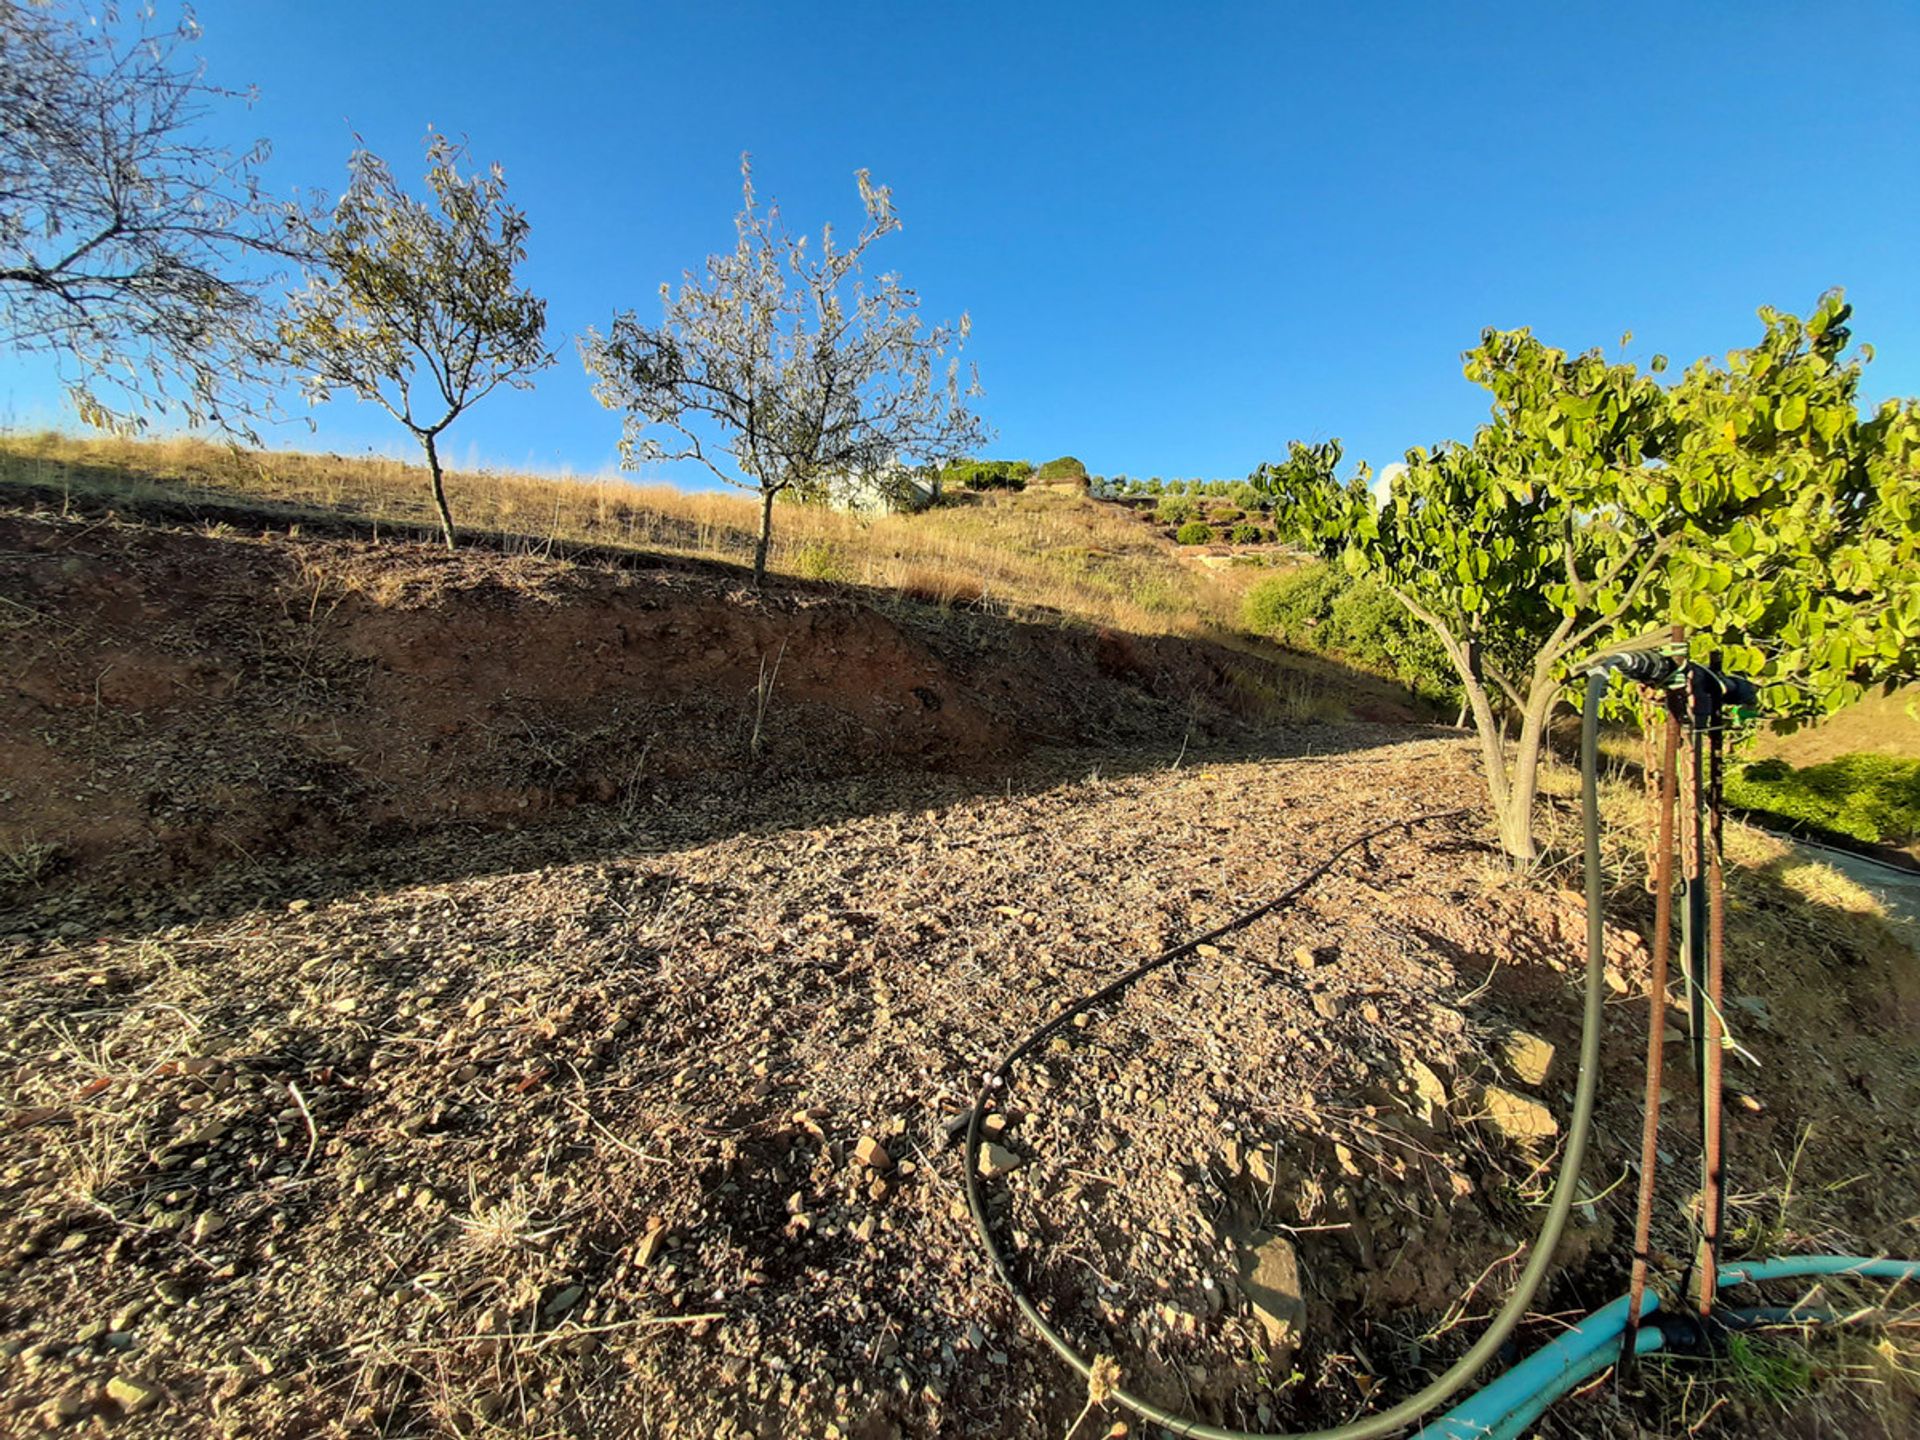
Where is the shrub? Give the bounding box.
[942,458,1031,491]
[1155,497,1199,525]
[1229,523,1267,545]
[1241,561,1457,703]
[1725,754,1920,845]
[794,540,850,582]
[1034,455,1089,482]
[1175,520,1215,545]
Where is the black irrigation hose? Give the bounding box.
[963,668,1622,1438]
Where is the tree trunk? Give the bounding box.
[423,432,455,551]
[753,485,775,590]
[1495,684,1559,866]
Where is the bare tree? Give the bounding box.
[580,156,989,589]
[281,133,552,549]
[0,0,301,435]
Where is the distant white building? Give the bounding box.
[827,463,937,515]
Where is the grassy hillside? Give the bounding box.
[0,431,1275,642]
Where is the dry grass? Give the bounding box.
[0,430,1273,641]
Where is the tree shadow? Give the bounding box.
[0,487,1445,944]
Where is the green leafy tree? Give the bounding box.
[283,134,551,549]
[1260,292,1920,863]
[581,157,987,589]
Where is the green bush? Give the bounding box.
[1241,561,1457,703]
[1229,522,1268,545]
[1175,520,1216,545]
[1034,455,1089,482]
[1155,497,1199,525]
[942,458,1031,491]
[1725,754,1920,845]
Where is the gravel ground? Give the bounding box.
[1,730,1915,1439]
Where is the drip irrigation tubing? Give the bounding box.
[962,657,1918,1438]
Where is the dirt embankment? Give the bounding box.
[0,507,1411,909]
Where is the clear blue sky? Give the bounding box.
[4,1,1917,489]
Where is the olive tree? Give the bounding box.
[580,156,988,588]
[1261,291,1920,864]
[282,134,551,550]
[0,0,301,434]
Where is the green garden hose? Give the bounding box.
[962,662,1632,1437]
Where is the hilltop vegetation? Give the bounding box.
[0,431,1283,646]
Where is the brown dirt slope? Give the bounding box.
[0,503,1411,911]
[0,737,1915,1438]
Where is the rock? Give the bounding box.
[1410,1060,1449,1117]
[1604,967,1629,995]
[1498,1030,1555,1087]
[1293,946,1319,969]
[853,1136,892,1172]
[854,1216,877,1244]
[1478,1085,1558,1143]
[1221,1138,1244,1176]
[190,1212,226,1245]
[1247,1147,1275,1188]
[104,1375,161,1415]
[1238,1233,1305,1353]
[1312,993,1343,1021]
[543,1285,583,1318]
[977,1143,1024,1178]
[50,1385,88,1422]
[634,1225,668,1268]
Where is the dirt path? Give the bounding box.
[1,733,1915,1438]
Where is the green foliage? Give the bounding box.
[283,132,554,548]
[1241,562,1457,703]
[1229,522,1268,545]
[942,458,1031,491]
[1725,753,1920,846]
[1256,292,1920,860]
[1034,455,1089,482]
[1175,520,1215,545]
[1155,496,1199,525]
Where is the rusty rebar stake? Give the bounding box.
[1625,676,1683,1355]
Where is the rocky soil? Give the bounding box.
[3,729,1915,1438]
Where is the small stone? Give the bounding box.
[977,1143,1024,1178]
[634,1225,668,1268]
[1498,1030,1556,1087]
[1312,993,1343,1021]
[1478,1085,1558,1143]
[543,1285,583,1318]
[1604,967,1629,995]
[1247,1147,1276,1188]
[104,1375,161,1416]
[1221,1139,1244,1176]
[1293,946,1318,969]
[286,899,312,914]
[1409,1060,1448,1116]
[76,1321,107,1344]
[854,1216,877,1244]
[1238,1233,1304,1354]
[51,1385,88,1421]
[190,1212,226,1245]
[853,1136,892,1172]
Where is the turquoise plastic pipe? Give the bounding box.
[1413,1257,1920,1440]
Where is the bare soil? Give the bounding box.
[1,506,1915,1439]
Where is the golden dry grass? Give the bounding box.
[0,430,1277,641]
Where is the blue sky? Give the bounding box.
[4,1,1917,489]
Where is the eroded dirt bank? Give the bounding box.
[0,506,1408,912]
